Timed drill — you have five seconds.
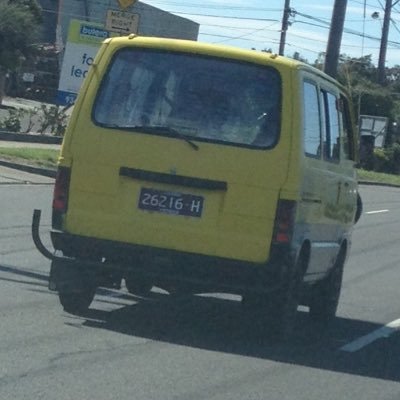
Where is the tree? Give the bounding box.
[336,55,397,121]
[0,0,42,105]
[338,55,377,84]
[292,51,308,63]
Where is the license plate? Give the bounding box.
[138,187,204,217]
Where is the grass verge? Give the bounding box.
[357,169,400,187]
[0,147,58,169]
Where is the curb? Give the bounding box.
[358,180,400,188]
[0,160,56,178]
[0,131,62,144]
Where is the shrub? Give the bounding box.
[0,105,69,135]
[37,104,68,136]
[373,143,400,174]
[0,108,26,132]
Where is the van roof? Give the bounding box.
[104,36,330,75]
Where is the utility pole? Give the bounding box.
[324,0,348,78]
[377,0,395,84]
[279,0,291,56]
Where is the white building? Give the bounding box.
[57,0,199,46]
[55,0,199,105]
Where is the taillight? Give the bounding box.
[272,200,297,244]
[52,166,71,229]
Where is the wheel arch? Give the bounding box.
[297,239,311,276]
[337,238,348,265]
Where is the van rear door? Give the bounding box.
[62,45,291,264]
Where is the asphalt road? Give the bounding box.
[0,168,399,400]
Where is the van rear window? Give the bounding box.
[93,48,281,149]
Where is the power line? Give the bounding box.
[212,23,279,45]
[140,1,281,13]
[165,9,279,22]
[348,0,378,7]
[391,17,400,34]
[40,0,400,64]
[293,9,400,48]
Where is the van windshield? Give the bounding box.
[93,48,281,148]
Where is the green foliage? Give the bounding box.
[0,105,69,135]
[337,55,377,85]
[37,105,68,136]
[0,108,25,132]
[359,89,394,118]
[0,0,42,70]
[336,55,399,122]
[10,0,42,24]
[23,107,38,133]
[373,143,400,174]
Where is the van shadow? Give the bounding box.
[0,263,49,287]
[81,291,400,382]
[2,262,397,382]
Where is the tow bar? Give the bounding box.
[32,209,63,262]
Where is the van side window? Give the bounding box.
[339,95,354,160]
[322,90,340,161]
[303,81,322,157]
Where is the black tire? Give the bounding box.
[309,246,345,322]
[59,288,96,314]
[355,193,363,224]
[242,253,307,341]
[125,276,153,296]
[268,255,306,340]
[50,259,96,314]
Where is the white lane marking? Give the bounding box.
[365,209,389,215]
[340,318,400,352]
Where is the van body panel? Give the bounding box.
[294,69,358,277]
[64,122,288,262]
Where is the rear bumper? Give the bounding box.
[50,229,293,294]
[32,208,293,295]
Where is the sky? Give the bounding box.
[141,0,400,67]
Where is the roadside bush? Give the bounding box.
[373,143,400,174]
[24,107,39,133]
[0,108,25,132]
[0,104,69,136]
[37,104,68,136]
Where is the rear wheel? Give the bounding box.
[309,246,346,322]
[268,255,306,340]
[59,287,96,314]
[50,259,96,314]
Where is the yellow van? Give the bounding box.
[33,36,361,338]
